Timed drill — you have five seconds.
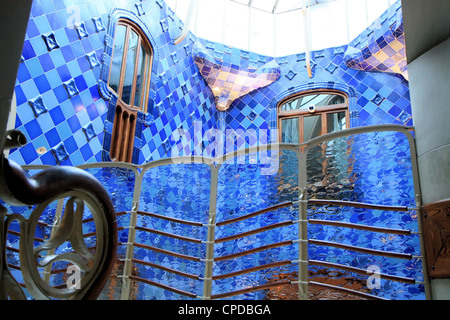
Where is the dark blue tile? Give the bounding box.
[38,53,55,72]
[40,150,57,165]
[22,40,36,60]
[44,127,61,147]
[24,118,43,140]
[54,84,68,103]
[26,19,40,38]
[15,85,27,106]
[77,56,91,73]
[89,85,101,102]
[63,136,78,154]
[64,27,79,44]
[74,75,88,92]
[20,143,39,163]
[49,106,65,125]
[67,114,81,133]
[56,64,71,82]
[80,143,94,161]
[61,45,76,62]
[17,63,32,83]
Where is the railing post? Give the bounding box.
[120,168,143,300]
[202,165,219,299]
[297,150,308,300]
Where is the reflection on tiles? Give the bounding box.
[193,42,281,111]
[10,0,412,167]
[344,1,408,80]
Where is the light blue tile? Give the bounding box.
[25,57,44,78]
[34,15,53,34]
[20,79,40,101]
[54,28,70,47]
[56,121,73,141]
[49,48,66,68]
[29,35,48,56]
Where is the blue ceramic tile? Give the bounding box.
[63,78,80,98]
[51,142,69,163]
[28,95,47,117]
[42,32,59,51]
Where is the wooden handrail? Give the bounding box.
[308,199,411,212]
[132,258,199,280]
[214,240,293,262]
[134,242,200,262]
[216,201,294,226]
[210,280,291,299]
[136,210,203,227]
[216,221,293,243]
[309,239,413,260]
[212,260,292,280]
[135,226,202,244]
[309,260,416,284]
[129,275,197,299]
[309,219,411,235]
[309,281,386,300]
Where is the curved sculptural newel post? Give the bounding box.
[0,0,118,300]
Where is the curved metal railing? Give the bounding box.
[2,124,430,300]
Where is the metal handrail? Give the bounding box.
[7,124,429,300]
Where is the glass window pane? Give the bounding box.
[281,93,344,111]
[281,118,299,143]
[122,30,139,105]
[109,24,127,94]
[133,45,148,108]
[327,111,347,133]
[304,115,322,141]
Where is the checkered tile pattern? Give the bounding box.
[193,41,280,111]
[345,1,408,80]
[10,0,412,166]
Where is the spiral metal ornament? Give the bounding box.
[0,159,117,300]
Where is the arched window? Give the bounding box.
[278,90,349,144]
[108,19,153,162]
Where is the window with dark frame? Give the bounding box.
[108,19,153,163]
[278,90,349,144]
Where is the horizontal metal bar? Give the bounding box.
[308,239,413,260]
[309,281,387,300]
[135,226,202,244]
[308,199,410,212]
[131,258,200,280]
[129,275,198,299]
[134,243,200,262]
[309,219,411,236]
[212,260,293,280]
[216,201,294,227]
[135,210,203,227]
[308,199,411,212]
[309,260,416,284]
[215,220,294,243]
[210,280,291,299]
[215,240,294,262]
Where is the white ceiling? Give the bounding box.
[165,0,396,57]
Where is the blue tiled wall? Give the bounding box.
[10,0,411,166]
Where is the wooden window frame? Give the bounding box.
[107,19,153,163]
[108,19,153,113]
[277,90,350,144]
